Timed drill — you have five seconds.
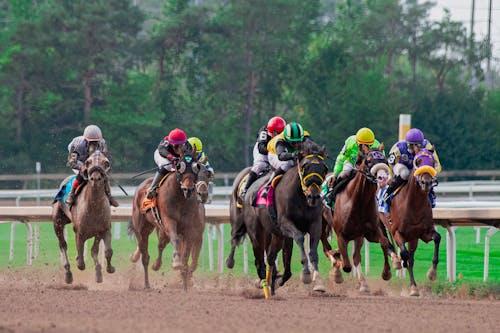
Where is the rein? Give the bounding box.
[354,166,377,184]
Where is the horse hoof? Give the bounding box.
[172,255,182,270]
[254,279,263,289]
[77,263,85,271]
[359,284,370,294]
[301,272,312,284]
[382,270,392,281]
[152,261,162,271]
[427,268,437,281]
[65,272,73,284]
[226,256,235,269]
[144,283,150,290]
[107,265,116,274]
[343,266,352,273]
[409,286,419,297]
[331,268,344,284]
[313,281,326,292]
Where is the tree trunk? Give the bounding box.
[243,51,257,167]
[15,83,25,144]
[83,70,94,124]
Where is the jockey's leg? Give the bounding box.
[382,163,409,205]
[66,173,84,207]
[146,167,168,199]
[240,170,258,200]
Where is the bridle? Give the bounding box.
[355,150,387,184]
[298,153,328,194]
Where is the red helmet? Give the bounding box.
[267,116,286,136]
[167,128,187,145]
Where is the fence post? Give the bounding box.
[446,226,457,282]
[207,224,214,272]
[113,223,121,240]
[217,224,224,274]
[243,236,248,275]
[483,227,498,282]
[26,222,33,266]
[364,239,370,275]
[474,227,481,244]
[9,222,18,262]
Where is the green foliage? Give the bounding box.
[0,0,499,173]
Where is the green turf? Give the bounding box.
[0,222,498,283]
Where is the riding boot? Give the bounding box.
[240,171,258,200]
[382,175,406,205]
[147,168,167,199]
[324,176,343,209]
[104,179,119,207]
[261,169,285,198]
[66,186,77,207]
[268,204,280,235]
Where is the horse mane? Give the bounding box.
[301,139,326,157]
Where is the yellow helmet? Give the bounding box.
[188,137,203,153]
[356,127,375,145]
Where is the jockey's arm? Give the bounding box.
[333,141,350,176]
[257,129,269,155]
[425,141,442,173]
[387,143,401,167]
[276,141,296,161]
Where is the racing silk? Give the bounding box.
[388,140,442,173]
[333,135,382,176]
[256,125,272,155]
[157,137,193,161]
[267,131,311,161]
[67,136,108,163]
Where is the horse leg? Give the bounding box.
[337,234,351,273]
[280,217,311,284]
[408,239,419,296]
[276,237,293,287]
[394,231,409,268]
[422,229,441,281]
[103,229,115,274]
[152,230,169,271]
[353,237,369,293]
[180,240,191,291]
[90,237,103,283]
[75,233,86,271]
[375,223,394,281]
[165,218,182,270]
[250,236,266,288]
[309,221,326,292]
[265,234,283,296]
[139,224,154,289]
[53,219,72,284]
[188,233,203,282]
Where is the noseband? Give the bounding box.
[298,154,327,193]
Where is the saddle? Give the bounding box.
[140,173,172,213]
[236,170,271,208]
[254,174,283,208]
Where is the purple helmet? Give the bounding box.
[405,128,424,145]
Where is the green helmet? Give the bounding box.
[284,122,304,142]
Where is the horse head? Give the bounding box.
[357,147,390,183]
[195,163,212,204]
[298,141,329,207]
[413,149,438,193]
[175,154,200,199]
[84,150,110,186]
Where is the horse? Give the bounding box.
[52,150,115,284]
[150,162,212,273]
[262,140,329,296]
[379,150,441,296]
[331,148,396,293]
[129,154,203,289]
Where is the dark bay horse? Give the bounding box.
[263,140,329,296]
[52,150,115,284]
[331,149,396,292]
[380,151,441,296]
[129,154,203,289]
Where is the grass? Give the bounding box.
[0,222,498,285]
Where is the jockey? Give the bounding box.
[145,128,193,201]
[66,125,118,207]
[324,127,383,208]
[264,122,308,221]
[383,128,441,207]
[240,116,286,200]
[188,137,215,177]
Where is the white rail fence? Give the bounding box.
[0,206,498,282]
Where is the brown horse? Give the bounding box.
[52,150,115,284]
[380,163,441,296]
[150,163,212,273]
[263,140,329,296]
[129,154,203,289]
[331,149,396,292]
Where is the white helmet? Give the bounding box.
[83,125,103,142]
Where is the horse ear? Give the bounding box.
[321,145,328,158]
[414,157,422,168]
[379,142,385,151]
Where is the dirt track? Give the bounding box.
[0,268,498,333]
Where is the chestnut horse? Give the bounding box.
[52,150,115,284]
[129,154,202,289]
[380,151,441,296]
[331,149,396,292]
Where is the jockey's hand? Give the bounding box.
[327,176,336,188]
[292,151,299,160]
